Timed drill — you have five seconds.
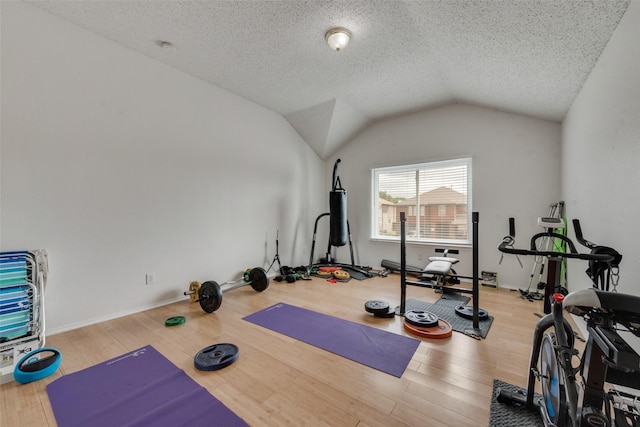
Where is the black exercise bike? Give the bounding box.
[496,218,640,427]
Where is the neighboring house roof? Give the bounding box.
[395,186,466,206]
[379,198,396,206]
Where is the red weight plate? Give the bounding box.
[403,318,453,339]
[318,266,342,272]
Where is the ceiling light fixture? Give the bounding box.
[325,27,351,51]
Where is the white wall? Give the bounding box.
[562,0,640,297]
[328,104,562,290]
[0,4,3,246]
[0,2,324,333]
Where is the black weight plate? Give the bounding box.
[405,310,439,328]
[249,267,269,292]
[199,281,223,313]
[454,305,489,320]
[194,343,239,371]
[364,300,390,314]
[373,307,396,318]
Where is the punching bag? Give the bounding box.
[330,159,348,247]
[330,189,347,246]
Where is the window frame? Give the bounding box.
[371,157,473,246]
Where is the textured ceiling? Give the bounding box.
[28,0,630,159]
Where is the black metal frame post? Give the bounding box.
[307,213,330,275]
[399,212,407,315]
[466,212,481,335]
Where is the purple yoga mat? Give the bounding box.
[46,345,248,427]
[243,303,420,377]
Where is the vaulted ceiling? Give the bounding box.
[29,0,630,158]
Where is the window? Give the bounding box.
[372,158,472,244]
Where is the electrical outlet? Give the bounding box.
[145,273,155,285]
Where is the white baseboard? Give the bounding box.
[46,296,186,336]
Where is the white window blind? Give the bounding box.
[372,158,472,244]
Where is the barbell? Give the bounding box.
[184,267,270,313]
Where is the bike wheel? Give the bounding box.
[540,332,568,426]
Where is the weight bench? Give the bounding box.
[380,249,460,286]
[424,249,460,288]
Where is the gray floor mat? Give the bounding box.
[400,292,494,338]
[489,379,543,427]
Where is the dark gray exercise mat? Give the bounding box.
[402,292,494,338]
[489,379,543,427]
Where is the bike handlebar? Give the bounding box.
[498,218,615,262]
[572,219,597,250]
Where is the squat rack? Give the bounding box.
[398,211,482,335]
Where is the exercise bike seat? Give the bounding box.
[564,288,640,337]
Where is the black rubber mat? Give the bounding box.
[489,379,543,427]
[400,293,493,338]
[311,265,376,281]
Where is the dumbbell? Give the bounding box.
[184,267,269,313]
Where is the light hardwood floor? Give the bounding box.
[1,273,549,426]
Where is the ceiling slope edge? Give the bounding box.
[285,99,370,160]
[285,100,335,159]
[323,99,371,160]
